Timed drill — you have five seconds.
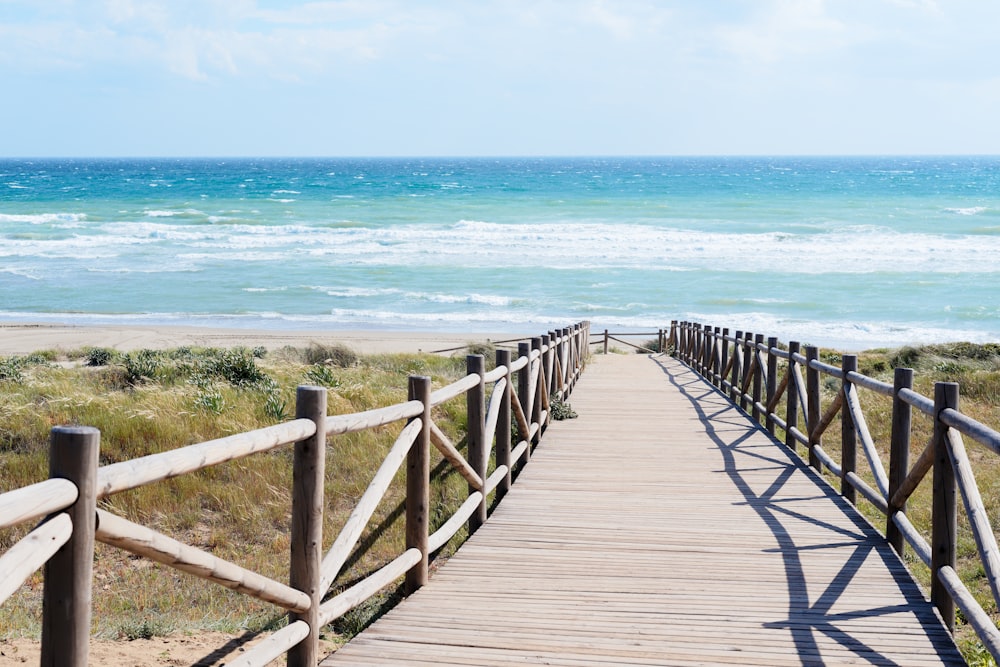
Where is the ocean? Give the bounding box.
[2,156,999,350]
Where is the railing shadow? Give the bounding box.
[652,354,957,665]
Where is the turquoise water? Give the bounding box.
[2,156,999,349]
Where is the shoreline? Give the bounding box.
[0,322,527,356]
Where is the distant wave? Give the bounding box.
[0,212,87,224]
[944,206,988,216]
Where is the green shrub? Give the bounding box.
[85,347,118,366]
[304,342,358,367]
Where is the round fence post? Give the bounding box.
[467,355,487,534]
[531,337,543,442]
[730,331,743,403]
[669,320,678,356]
[42,426,100,667]
[496,349,513,497]
[751,334,764,423]
[841,355,858,504]
[406,376,432,593]
[765,337,778,435]
[887,367,914,556]
[517,342,532,461]
[785,342,800,452]
[740,333,754,411]
[289,385,328,667]
[806,346,821,471]
[603,329,609,355]
[931,381,959,633]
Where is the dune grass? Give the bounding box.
[0,344,478,643]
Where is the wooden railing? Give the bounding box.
[672,319,1000,660]
[590,329,668,355]
[0,322,590,666]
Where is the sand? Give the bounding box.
[0,632,339,666]
[0,322,525,357]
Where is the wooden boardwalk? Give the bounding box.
[322,354,965,666]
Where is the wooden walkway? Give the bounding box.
[322,354,965,666]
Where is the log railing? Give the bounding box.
[0,322,590,666]
[591,329,670,355]
[673,319,1000,660]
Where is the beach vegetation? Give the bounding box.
[303,342,358,368]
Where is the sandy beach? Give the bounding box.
[0,322,525,357]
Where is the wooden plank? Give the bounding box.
[322,355,965,666]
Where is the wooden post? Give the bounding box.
[713,327,722,385]
[496,349,513,497]
[288,385,328,667]
[531,337,544,439]
[765,336,778,435]
[751,334,764,422]
[603,329,609,355]
[841,355,858,504]
[42,426,100,667]
[931,381,959,633]
[517,341,531,460]
[806,346,821,471]
[405,376,431,593]
[730,331,743,403]
[467,355,487,533]
[703,325,713,378]
[669,320,678,356]
[740,332,753,411]
[887,367,914,555]
[785,342,800,452]
[721,328,731,392]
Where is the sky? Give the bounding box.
[1,0,998,157]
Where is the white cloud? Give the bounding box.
[714,0,853,65]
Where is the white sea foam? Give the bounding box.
[0,212,87,224]
[945,206,988,216]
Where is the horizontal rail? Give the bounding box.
[97,419,317,498]
[846,370,894,397]
[95,510,310,613]
[812,444,843,478]
[941,407,1000,456]
[808,358,842,379]
[845,472,889,515]
[938,565,1000,662]
[428,494,483,554]
[327,401,423,435]
[899,387,934,416]
[319,548,422,626]
[430,374,480,406]
[0,514,73,606]
[892,512,931,567]
[0,478,78,529]
[226,620,311,667]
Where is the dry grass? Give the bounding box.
[0,345,482,642]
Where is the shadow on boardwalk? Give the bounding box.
[324,354,964,666]
[656,356,962,666]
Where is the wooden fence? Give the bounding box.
[590,329,667,355]
[0,322,590,666]
[673,319,1000,661]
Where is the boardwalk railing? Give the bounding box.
[590,329,668,355]
[0,322,589,666]
[673,319,1000,660]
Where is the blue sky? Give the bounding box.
[1,0,998,157]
